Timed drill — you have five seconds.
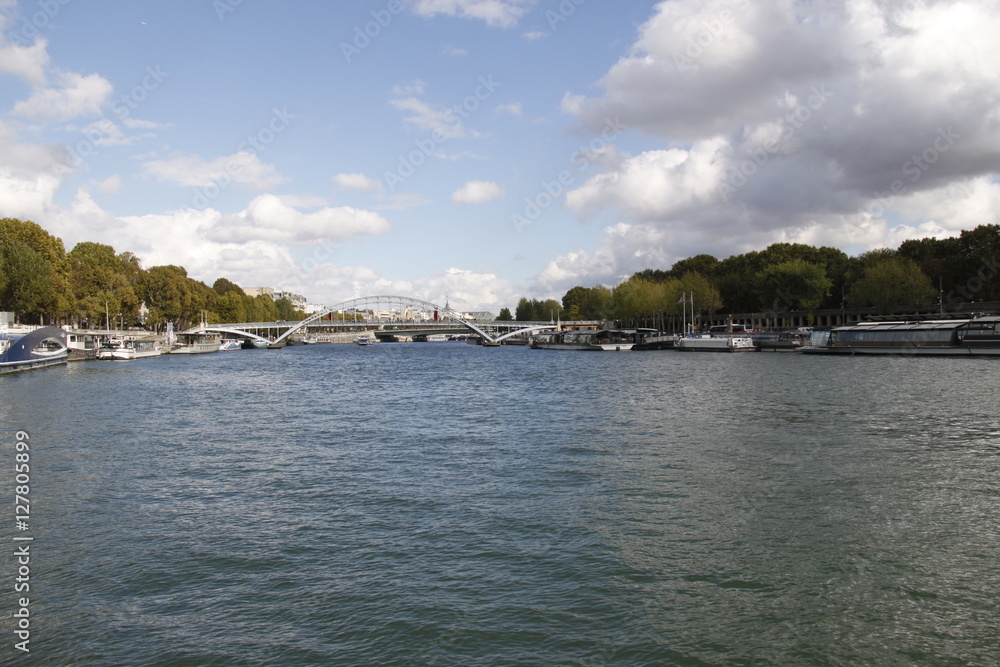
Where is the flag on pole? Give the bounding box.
[677,293,686,303]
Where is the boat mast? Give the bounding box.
[690,292,695,334]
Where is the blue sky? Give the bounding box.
[2,0,999,313]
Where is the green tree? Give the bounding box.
[561,285,612,320]
[215,290,248,323]
[676,272,722,316]
[274,297,299,321]
[213,277,244,296]
[496,307,513,321]
[612,278,662,324]
[667,254,720,280]
[756,259,832,312]
[846,255,936,313]
[0,217,71,320]
[0,240,57,322]
[142,266,187,328]
[66,242,141,327]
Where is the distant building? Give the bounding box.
[303,303,326,315]
[274,291,308,311]
[244,287,275,298]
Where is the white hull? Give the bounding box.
[170,342,220,354]
[99,339,161,360]
[110,347,161,360]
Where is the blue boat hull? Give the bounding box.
[0,326,69,374]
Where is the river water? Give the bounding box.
[3,343,1000,665]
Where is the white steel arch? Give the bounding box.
[274,295,494,343]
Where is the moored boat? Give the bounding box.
[96,336,125,360]
[0,325,69,373]
[355,335,374,346]
[98,337,161,360]
[218,339,243,351]
[757,330,810,352]
[170,332,221,354]
[67,331,99,360]
[801,317,1000,355]
[529,328,655,351]
[676,334,756,352]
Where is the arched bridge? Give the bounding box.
[196,295,557,345]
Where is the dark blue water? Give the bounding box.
[3,344,1000,665]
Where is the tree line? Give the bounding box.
[510,225,1000,325]
[0,217,304,329]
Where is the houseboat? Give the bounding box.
[0,325,69,373]
[676,334,756,352]
[170,331,221,354]
[757,329,811,352]
[529,328,655,351]
[67,331,99,360]
[98,337,161,360]
[801,317,1000,355]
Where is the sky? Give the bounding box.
[1,0,998,314]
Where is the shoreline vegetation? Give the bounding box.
[511,224,999,328]
[2,217,998,331]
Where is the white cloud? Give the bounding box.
[11,70,113,122]
[0,36,49,86]
[333,173,384,192]
[451,180,504,205]
[142,151,287,190]
[96,174,122,195]
[548,0,1000,281]
[409,0,533,28]
[208,194,391,245]
[389,94,473,140]
[0,120,66,221]
[493,102,522,119]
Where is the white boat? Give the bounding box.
[99,337,161,360]
[170,332,221,354]
[0,325,69,373]
[355,335,374,346]
[96,336,125,360]
[218,339,243,351]
[676,335,757,352]
[530,328,656,351]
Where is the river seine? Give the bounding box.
[3,343,1000,665]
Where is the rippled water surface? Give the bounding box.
[3,343,1000,665]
